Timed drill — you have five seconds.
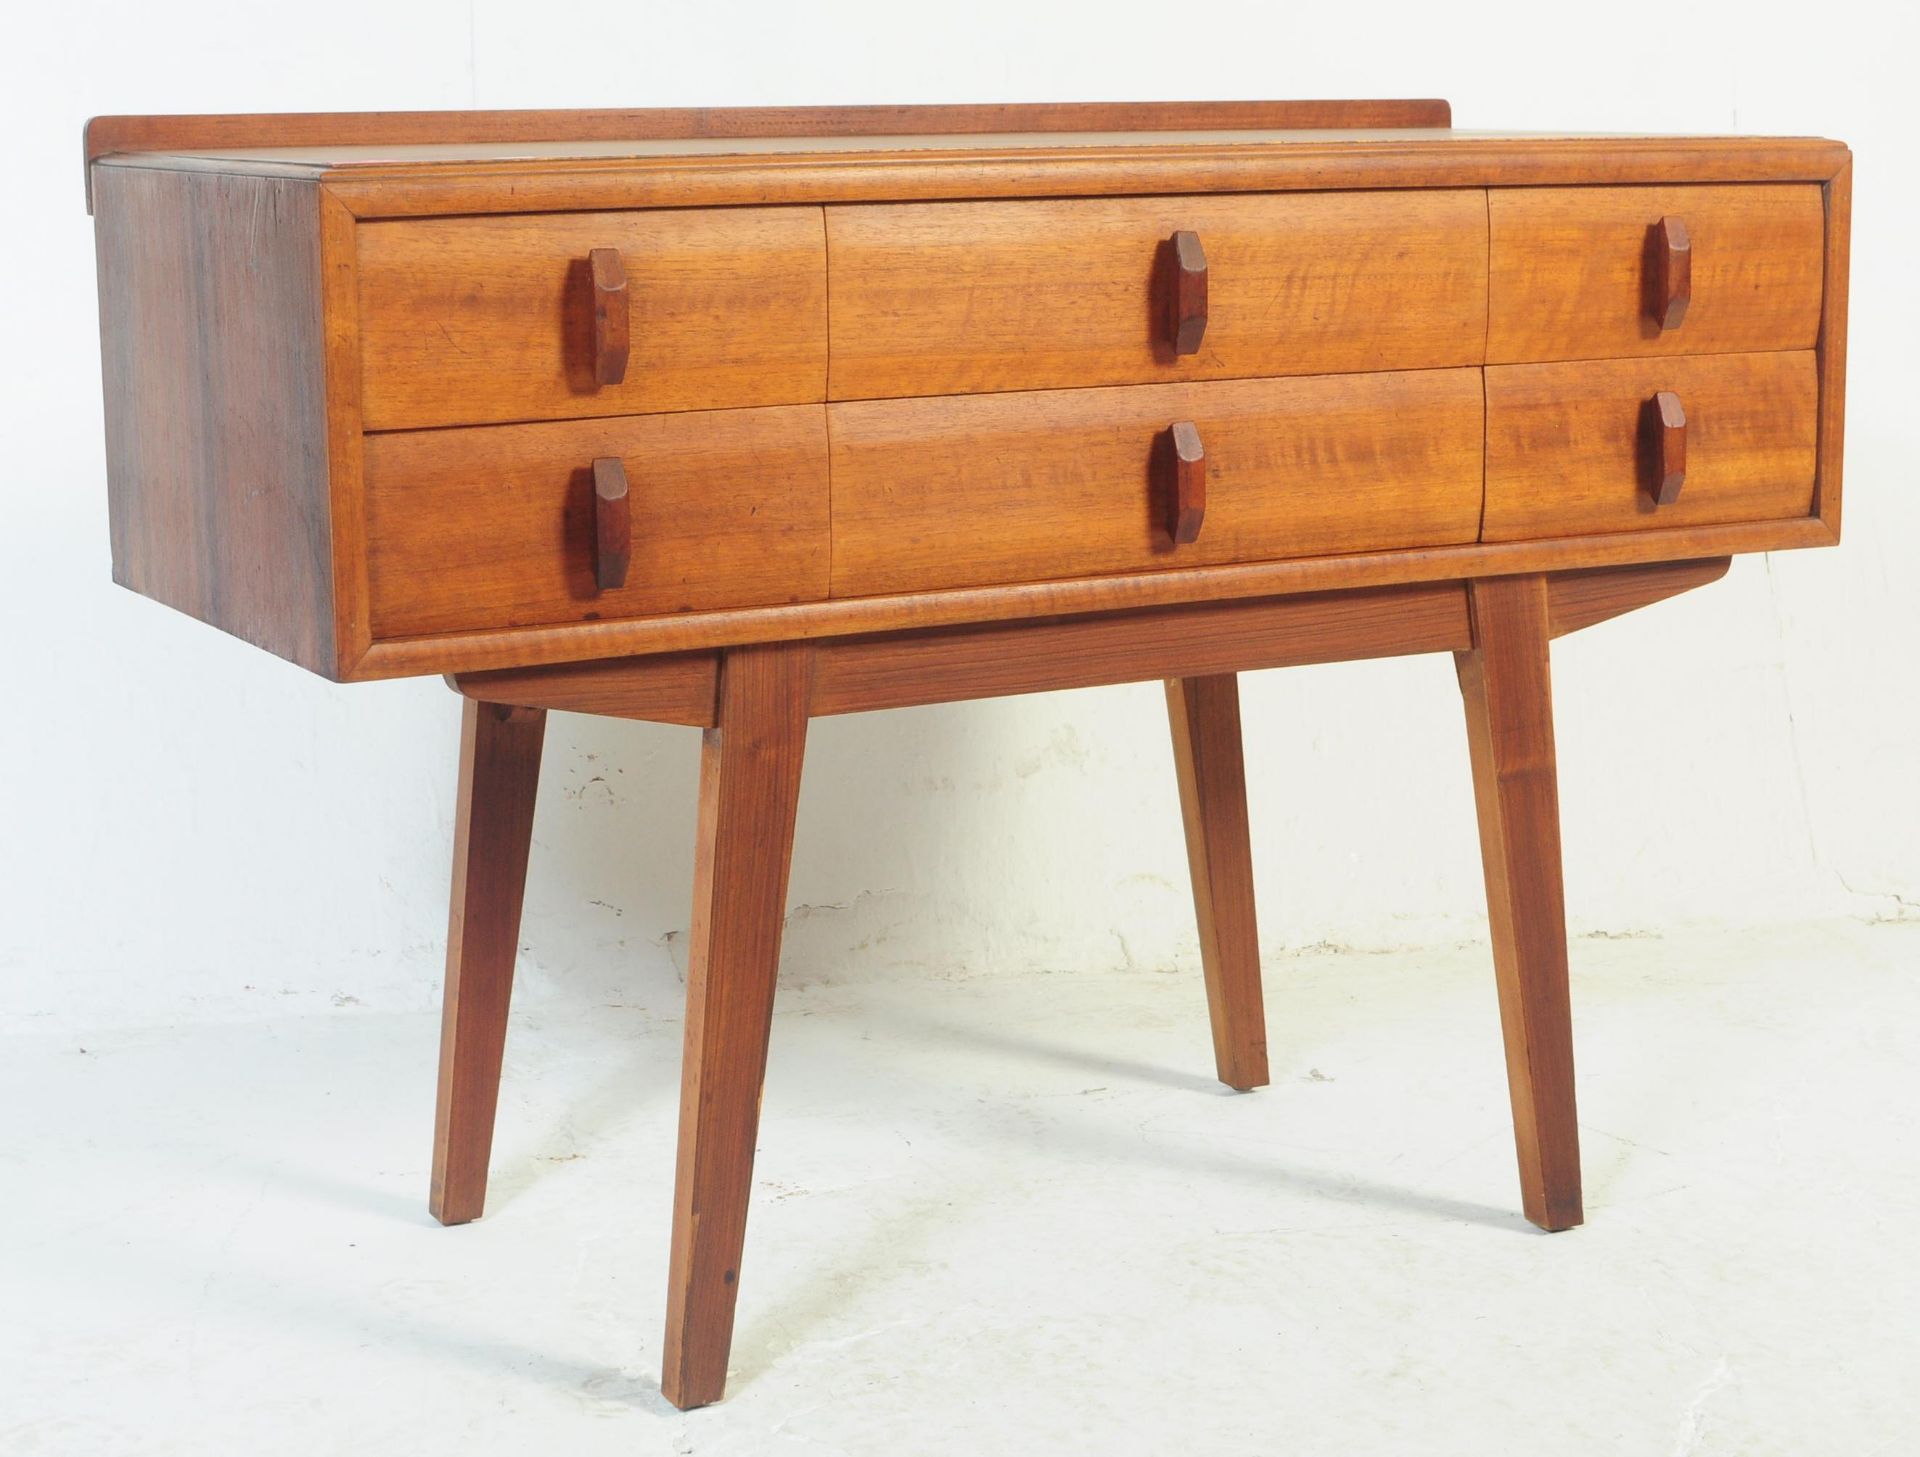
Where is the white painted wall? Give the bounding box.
[3,0,1914,1032]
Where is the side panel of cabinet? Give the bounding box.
[94,164,342,675]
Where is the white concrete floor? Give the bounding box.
[4,919,1917,1456]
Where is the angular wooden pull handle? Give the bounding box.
[592,456,631,589]
[1159,420,1206,543]
[1648,215,1691,331]
[589,247,630,386]
[1641,390,1687,506]
[1164,230,1208,356]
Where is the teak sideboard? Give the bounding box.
[86,99,1851,1408]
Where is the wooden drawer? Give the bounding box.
[1483,352,1818,542]
[363,407,830,637]
[829,369,1484,596]
[357,208,828,430]
[1488,185,1824,363]
[826,192,1487,401]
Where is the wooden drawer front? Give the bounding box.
[363,407,829,637]
[826,192,1488,401]
[1483,352,1818,542]
[830,369,1484,597]
[1488,185,1824,363]
[357,208,828,430]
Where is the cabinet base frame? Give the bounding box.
[432,557,1728,1407]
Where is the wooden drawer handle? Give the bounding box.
[1164,230,1209,356]
[588,247,630,387]
[1158,420,1206,543]
[1641,390,1687,505]
[592,457,631,589]
[1647,215,1691,331]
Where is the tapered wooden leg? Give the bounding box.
[1456,576,1583,1233]
[1165,675,1270,1091]
[662,643,811,1409]
[430,699,547,1226]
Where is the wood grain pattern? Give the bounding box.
[85,99,1456,201]
[357,208,826,429]
[1455,575,1582,1233]
[94,165,339,674]
[450,652,718,726]
[1545,558,1729,638]
[307,136,1850,221]
[348,518,1835,682]
[826,191,1486,400]
[663,643,812,1410]
[1815,157,1852,536]
[1488,184,1825,363]
[1484,352,1818,542]
[430,699,546,1226]
[362,405,829,638]
[808,583,1472,717]
[830,369,1484,597]
[1167,675,1269,1092]
[430,562,1723,727]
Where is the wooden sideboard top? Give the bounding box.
[84,101,1848,214]
[84,99,1454,172]
[96,127,1849,169]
